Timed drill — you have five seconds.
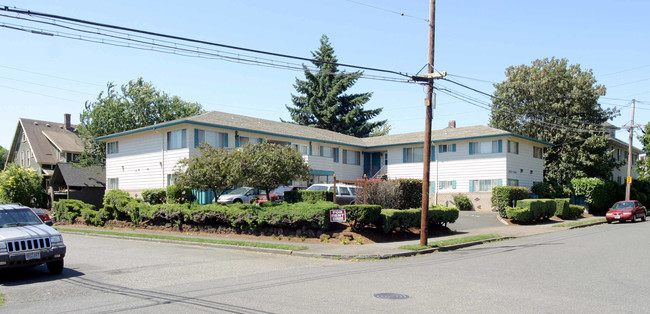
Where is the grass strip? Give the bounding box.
[552,218,606,228]
[399,233,502,251]
[56,228,308,251]
[0,293,4,306]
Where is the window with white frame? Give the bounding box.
[26,150,31,166]
[405,147,424,163]
[533,146,543,159]
[439,144,455,153]
[508,140,519,154]
[470,140,499,154]
[167,129,187,150]
[439,180,456,190]
[197,130,227,148]
[320,146,334,158]
[20,151,24,166]
[292,143,308,155]
[108,178,119,190]
[342,149,360,165]
[107,141,119,154]
[471,179,500,192]
[167,174,177,186]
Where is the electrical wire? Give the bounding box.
[343,0,429,22]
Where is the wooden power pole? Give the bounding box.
[625,99,636,200]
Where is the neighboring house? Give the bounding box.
[5,114,103,207]
[603,123,643,184]
[98,111,552,211]
[50,162,105,210]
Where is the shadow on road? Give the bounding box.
[0,266,84,286]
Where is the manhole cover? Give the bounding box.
[373,293,410,300]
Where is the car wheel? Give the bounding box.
[47,260,64,275]
[233,199,242,204]
[642,213,647,222]
[607,220,612,224]
[630,214,636,223]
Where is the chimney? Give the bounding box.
[64,113,71,130]
[448,120,456,128]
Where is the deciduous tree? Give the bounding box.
[0,163,44,207]
[173,143,235,199]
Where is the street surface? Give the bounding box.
[1,221,648,313]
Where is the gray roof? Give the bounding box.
[18,118,83,165]
[52,163,105,188]
[97,111,552,148]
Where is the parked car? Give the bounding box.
[216,187,268,204]
[31,208,53,226]
[605,200,647,224]
[306,183,358,205]
[257,186,307,203]
[0,203,66,274]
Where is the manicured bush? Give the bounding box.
[395,179,422,209]
[429,205,459,226]
[53,199,95,223]
[284,190,301,203]
[531,182,568,198]
[558,205,585,220]
[452,194,473,211]
[571,178,617,214]
[506,206,533,223]
[166,184,193,204]
[343,204,382,231]
[516,199,556,220]
[362,179,399,209]
[142,188,166,205]
[298,190,333,203]
[102,189,134,221]
[492,186,530,217]
[552,198,570,217]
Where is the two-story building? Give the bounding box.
[98,111,553,211]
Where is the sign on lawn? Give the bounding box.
[330,209,346,223]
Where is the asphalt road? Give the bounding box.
[1,221,648,313]
[449,210,506,231]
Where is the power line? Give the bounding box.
[343,0,429,22]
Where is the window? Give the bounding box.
[197,130,227,148]
[20,151,24,166]
[470,179,500,192]
[239,136,262,147]
[320,146,334,158]
[107,141,119,154]
[405,147,424,163]
[533,146,543,159]
[617,176,622,185]
[507,179,519,186]
[108,178,119,190]
[438,180,456,190]
[439,144,456,153]
[26,151,31,166]
[470,140,500,155]
[342,150,360,165]
[167,129,187,150]
[508,141,519,154]
[292,144,308,155]
[167,174,177,186]
[384,153,388,166]
[66,153,80,163]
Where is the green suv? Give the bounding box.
[0,204,66,274]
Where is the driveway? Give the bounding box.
[447,210,505,231]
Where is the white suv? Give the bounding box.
[0,204,66,274]
[306,184,358,205]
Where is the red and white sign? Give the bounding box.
[330,209,346,222]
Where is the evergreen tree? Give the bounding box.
[285,35,386,137]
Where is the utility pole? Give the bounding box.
[625,99,637,200]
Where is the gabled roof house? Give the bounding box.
[98,111,553,211]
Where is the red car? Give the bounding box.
[31,208,53,226]
[605,200,647,224]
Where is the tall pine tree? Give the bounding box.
[285,35,385,137]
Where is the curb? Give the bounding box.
[567,220,607,229]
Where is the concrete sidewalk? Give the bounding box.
[58,217,606,260]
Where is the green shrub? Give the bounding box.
[395,179,422,209]
[298,190,333,203]
[362,179,399,209]
[53,199,95,222]
[102,189,134,220]
[516,199,556,220]
[506,206,533,223]
[124,199,152,224]
[284,190,302,203]
[429,205,459,226]
[343,204,382,231]
[552,198,570,217]
[492,186,530,217]
[558,205,585,220]
[571,178,617,214]
[452,194,473,211]
[142,188,166,205]
[531,182,568,198]
[166,184,193,204]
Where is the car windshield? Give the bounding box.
[612,202,634,210]
[0,208,44,227]
[225,187,251,195]
[307,185,329,191]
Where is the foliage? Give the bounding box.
[491,186,530,217]
[636,123,650,180]
[142,188,166,205]
[102,189,134,220]
[505,207,533,223]
[166,184,193,204]
[53,199,96,223]
[239,142,312,200]
[379,206,458,233]
[360,178,422,210]
[395,179,423,209]
[369,123,391,137]
[0,163,44,207]
[571,177,617,214]
[285,35,386,137]
[515,199,556,220]
[428,205,460,227]
[174,143,236,199]
[283,190,302,203]
[558,205,585,220]
[0,145,7,168]
[531,182,568,198]
[294,190,334,203]
[343,204,382,231]
[452,194,473,211]
[77,77,203,165]
[490,57,619,186]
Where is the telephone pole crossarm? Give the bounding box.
[410,71,447,82]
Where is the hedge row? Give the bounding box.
[380,206,459,234]
[342,204,382,231]
[284,190,333,203]
[491,186,530,217]
[506,198,585,223]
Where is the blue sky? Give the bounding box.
[0,0,648,150]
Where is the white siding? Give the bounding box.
[505,138,545,189]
